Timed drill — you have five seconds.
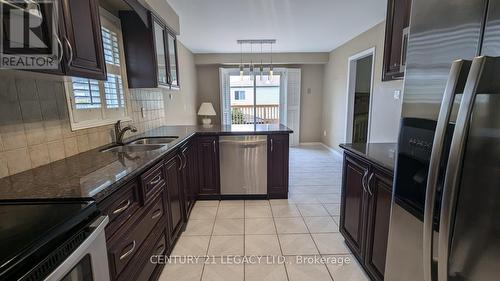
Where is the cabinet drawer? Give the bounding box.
[109,194,165,278]
[135,232,167,281]
[99,181,140,237]
[140,162,166,203]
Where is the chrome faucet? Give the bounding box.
[114,120,137,145]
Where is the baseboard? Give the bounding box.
[298,142,344,158]
[299,142,324,146]
[319,143,343,158]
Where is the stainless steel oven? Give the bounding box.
[44,216,110,281]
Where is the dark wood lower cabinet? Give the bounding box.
[197,136,220,195]
[364,167,393,280]
[98,133,290,281]
[267,134,289,199]
[339,151,393,281]
[163,155,184,245]
[340,154,369,258]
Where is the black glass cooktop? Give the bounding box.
[0,201,99,280]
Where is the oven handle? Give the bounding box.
[43,216,110,281]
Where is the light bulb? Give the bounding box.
[269,69,274,80]
[250,64,254,80]
[240,65,244,80]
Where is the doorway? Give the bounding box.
[345,48,375,144]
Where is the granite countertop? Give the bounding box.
[0,124,292,202]
[339,143,397,173]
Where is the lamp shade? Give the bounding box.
[197,102,216,116]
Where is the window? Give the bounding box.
[234,90,245,100]
[66,11,131,130]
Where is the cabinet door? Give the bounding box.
[364,168,393,281]
[340,154,369,258]
[166,32,179,88]
[164,155,184,243]
[267,134,289,199]
[60,0,106,80]
[181,142,198,217]
[197,136,220,195]
[382,0,411,81]
[152,19,168,86]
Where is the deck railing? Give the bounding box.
[231,104,280,124]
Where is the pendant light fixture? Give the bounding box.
[249,43,254,81]
[239,42,244,80]
[259,42,264,81]
[269,43,274,81]
[236,39,276,82]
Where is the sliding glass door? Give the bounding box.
[225,72,281,125]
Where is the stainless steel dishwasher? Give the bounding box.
[219,135,267,195]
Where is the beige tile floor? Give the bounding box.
[158,145,369,281]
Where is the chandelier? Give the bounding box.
[237,39,276,81]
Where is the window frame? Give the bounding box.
[64,8,132,131]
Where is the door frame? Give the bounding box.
[345,47,375,143]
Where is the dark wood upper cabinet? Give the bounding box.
[120,11,180,89]
[60,0,107,80]
[197,136,220,195]
[364,167,393,281]
[267,134,289,199]
[340,154,369,258]
[382,0,411,81]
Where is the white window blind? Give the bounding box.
[104,74,124,109]
[65,11,131,130]
[72,78,101,109]
[102,26,120,66]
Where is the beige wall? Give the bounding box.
[195,63,325,142]
[300,65,324,142]
[322,21,403,152]
[196,65,221,124]
[162,42,198,125]
[195,52,330,65]
[0,42,197,177]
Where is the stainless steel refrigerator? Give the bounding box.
[385,0,500,280]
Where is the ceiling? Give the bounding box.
[166,0,387,53]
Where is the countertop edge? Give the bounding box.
[339,143,396,174]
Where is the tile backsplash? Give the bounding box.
[0,72,168,178]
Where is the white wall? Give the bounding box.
[322,21,403,152]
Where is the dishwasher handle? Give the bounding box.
[218,139,268,145]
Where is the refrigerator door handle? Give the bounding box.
[437,56,487,281]
[423,59,471,281]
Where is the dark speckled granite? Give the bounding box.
[0,124,292,202]
[339,143,397,173]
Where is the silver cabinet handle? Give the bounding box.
[63,37,73,66]
[150,174,162,186]
[177,154,182,171]
[213,140,216,153]
[438,56,487,281]
[423,59,470,281]
[182,151,187,169]
[270,138,274,152]
[361,170,368,193]
[155,243,166,255]
[112,199,131,215]
[151,209,162,220]
[367,172,374,196]
[120,240,136,260]
[56,36,63,63]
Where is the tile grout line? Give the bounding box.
[199,200,220,281]
[270,200,291,281]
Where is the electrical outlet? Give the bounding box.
[323,130,327,137]
[394,90,401,100]
[307,88,312,94]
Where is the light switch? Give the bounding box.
[394,90,401,100]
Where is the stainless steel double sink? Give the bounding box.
[100,137,178,153]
